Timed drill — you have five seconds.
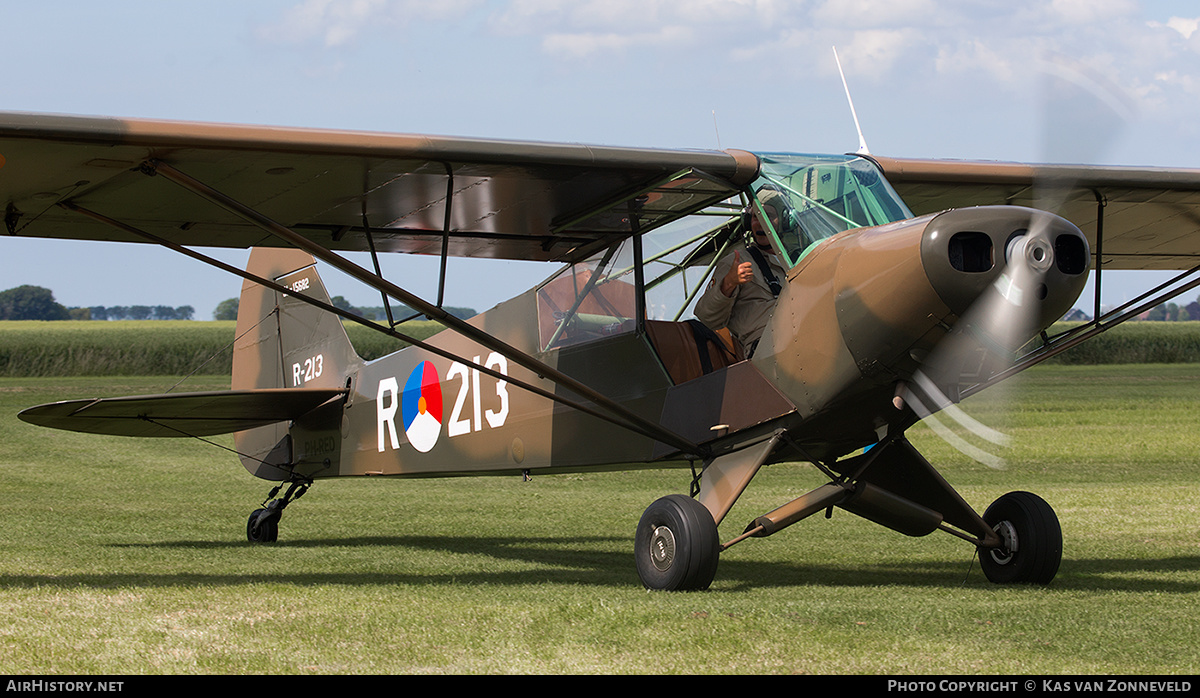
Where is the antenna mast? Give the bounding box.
[833,46,870,155]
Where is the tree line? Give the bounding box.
[85,305,195,321]
[212,296,476,321]
[0,285,193,321]
[0,285,478,322]
[1146,301,1198,322]
[12,280,1190,324]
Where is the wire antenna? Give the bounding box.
[833,46,870,155]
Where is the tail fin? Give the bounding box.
[232,247,361,479]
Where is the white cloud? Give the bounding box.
[542,25,693,59]
[1047,0,1138,24]
[260,0,482,47]
[838,29,923,79]
[1148,16,1200,40]
[253,0,1200,130]
[935,38,1019,84]
[1171,16,1200,39]
[259,0,388,47]
[493,0,785,30]
[811,0,939,28]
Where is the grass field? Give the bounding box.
[0,366,1197,674]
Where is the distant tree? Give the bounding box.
[213,298,239,321]
[358,305,405,321]
[358,304,477,321]
[0,285,70,320]
[128,305,152,320]
[446,306,477,320]
[68,307,90,320]
[89,306,109,321]
[330,295,363,317]
[1147,303,1167,321]
[175,305,194,321]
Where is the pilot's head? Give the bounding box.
[749,189,787,253]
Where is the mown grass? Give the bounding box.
[0,366,1196,674]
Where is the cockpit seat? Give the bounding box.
[646,319,742,385]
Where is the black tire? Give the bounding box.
[978,491,1061,584]
[635,494,719,591]
[246,508,279,543]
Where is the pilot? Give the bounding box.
[695,194,788,359]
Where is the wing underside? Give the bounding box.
[870,155,1200,271]
[7,112,1198,270]
[0,112,758,264]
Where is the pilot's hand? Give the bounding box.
[719,251,754,297]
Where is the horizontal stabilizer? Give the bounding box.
[18,389,345,438]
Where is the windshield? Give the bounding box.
[751,153,913,266]
[533,154,916,351]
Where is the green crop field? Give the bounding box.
[0,320,442,377]
[0,322,239,377]
[0,365,1196,674]
[0,320,1197,378]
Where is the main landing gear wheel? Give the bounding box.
[635,494,720,591]
[978,491,1062,584]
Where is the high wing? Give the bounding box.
[869,155,1200,271]
[0,112,758,264]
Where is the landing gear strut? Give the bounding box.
[246,478,311,544]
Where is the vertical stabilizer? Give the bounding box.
[232,247,362,479]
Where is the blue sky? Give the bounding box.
[4,0,1200,316]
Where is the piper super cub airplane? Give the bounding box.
[7,111,1200,590]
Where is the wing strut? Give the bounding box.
[83,162,708,459]
[967,259,1200,396]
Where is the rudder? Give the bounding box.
[232,247,362,479]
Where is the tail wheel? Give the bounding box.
[245,479,309,544]
[246,508,279,543]
[978,491,1062,584]
[635,494,719,591]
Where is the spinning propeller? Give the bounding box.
[902,213,1059,470]
[902,54,1133,469]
